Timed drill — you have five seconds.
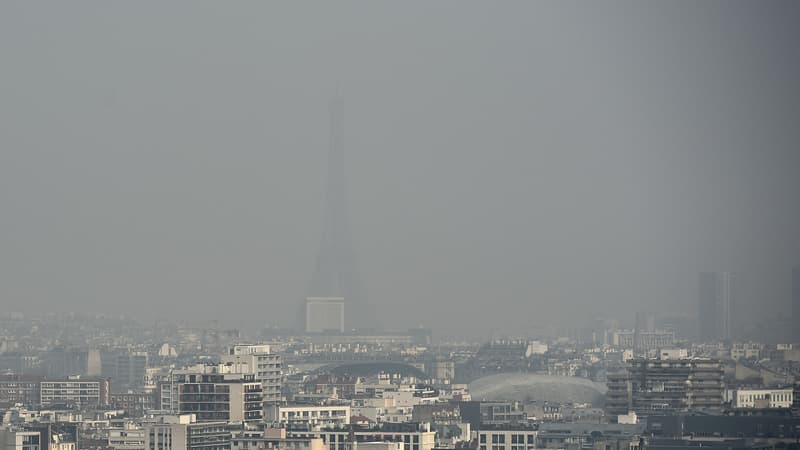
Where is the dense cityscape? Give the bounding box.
[1,269,800,450]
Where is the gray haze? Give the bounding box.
[1,2,799,336]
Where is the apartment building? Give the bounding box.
[145,415,229,450]
[606,358,724,418]
[39,378,110,407]
[221,344,282,405]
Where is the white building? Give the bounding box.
[734,388,793,408]
[108,424,146,450]
[312,423,435,450]
[39,378,110,407]
[305,298,345,333]
[266,405,350,430]
[221,344,282,404]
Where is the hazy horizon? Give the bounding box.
[1,2,799,337]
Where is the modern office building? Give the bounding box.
[221,344,281,405]
[305,298,345,333]
[606,358,724,418]
[698,272,736,341]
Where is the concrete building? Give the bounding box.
[305,298,345,333]
[101,352,147,392]
[606,358,724,418]
[221,344,281,404]
[424,359,455,383]
[38,377,110,407]
[733,388,793,408]
[537,423,644,450]
[265,404,350,429]
[0,424,78,450]
[309,422,435,450]
[476,424,538,450]
[43,350,91,379]
[145,415,229,450]
[0,375,42,406]
[231,428,325,450]
[612,330,675,351]
[0,430,42,450]
[698,272,735,342]
[162,366,263,423]
[729,343,762,360]
[110,392,157,416]
[108,423,146,450]
[459,401,526,428]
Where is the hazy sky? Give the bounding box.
[1,2,798,336]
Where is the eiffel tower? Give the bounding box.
[304,94,373,332]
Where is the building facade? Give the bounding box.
[698,272,735,342]
[477,425,538,450]
[733,388,793,408]
[172,371,263,423]
[38,378,110,407]
[145,415,229,450]
[606,358,724,418]
[305,298,345,333]
[221,344,281,405]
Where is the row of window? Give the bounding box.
[479,434,536,445]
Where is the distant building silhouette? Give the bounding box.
[305,94,372,331]
[698,272,735,342]
[304,297,345,333]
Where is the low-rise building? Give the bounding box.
[231,428,325,450]
[287,423,435,450]
[108,423,146,450]
[265,404,350,429]
[733,388,793,408]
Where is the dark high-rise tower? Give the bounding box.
[698,272,735,342]
[305,94,371,331]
